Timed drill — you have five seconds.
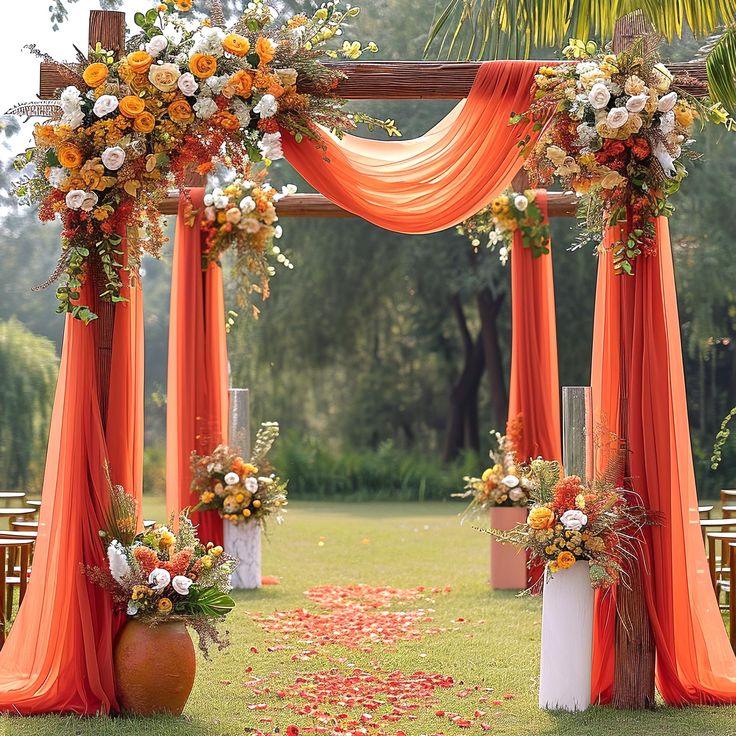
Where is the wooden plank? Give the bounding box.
[159,190,579,218]
[39,58,710,100]
[88,10,126,58]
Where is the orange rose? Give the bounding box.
[213,111,240,130]
[255,37,276,65]
[168,99,193,124]
[127,51,154,74]
[174,0,192,10]
[189,53,218,79]
[133,111,156,133]
[82,62,109,88]
[223,69,254,98]
[223,33,250,57]
[119,95,146,118]
[58,143,83,169]
[556,551,576,570]
[527,506,555,530]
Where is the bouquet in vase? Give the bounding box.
[191,421,288,525]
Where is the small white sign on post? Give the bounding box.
[224,388,261,590]
[538,386,595,712]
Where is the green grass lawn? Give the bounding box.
[3,500,736,736]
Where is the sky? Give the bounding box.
[1,1,143,153]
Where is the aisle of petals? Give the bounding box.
[242,585,515,735]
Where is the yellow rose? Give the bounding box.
[189,53,218,79]
[83,62,109,88]
[133,111,156,133]
[58,143,84,169]
[119,95,146,118]
[255,37,276,65]
[223,33,250,57]
[556,551,576,570]
[127,51,154,75]
[527,506,555,530]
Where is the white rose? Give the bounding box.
[225,207,242,224]
[508,487,526,502]
[588,82,611,110]
[659,110,675,135]
[232,98,251,127]
[559,509,588,531]
[193,96,218,120]
[171,575,193,595]
[277,68,298,88]
[101,145,126,171]
[513,194,528,212]
[214,194,229,209]
[203,193,214,206]
[80,192,98,212]
[606,107,629,129]
[65,189,87,210]
[224,471,240,486]
[107,540,130,583]
[60,85,82,110]
[93,94,119,118]
[658,91,678,113]
[501,474,520,489]
[245,477,259,493]
[177,71,198,96]
[239,195,256,213]
[258,132,283,161]
[626,94,648,113]
[148,63,180,92]
[146,34,169,57]
[61,109,85,129]
[254,93,278,118]
[148,567,171,592]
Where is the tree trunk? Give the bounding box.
[477,287,508,430]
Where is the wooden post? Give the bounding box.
[87,10,126,425]
[609,10,657,711]
[562,387,593,480]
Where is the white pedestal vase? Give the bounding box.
[538,561,594,712]
[224,519,261,590]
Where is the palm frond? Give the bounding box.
[425,0,736,60]
[707,26,736,110]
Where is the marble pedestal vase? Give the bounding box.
[224,519,261,589]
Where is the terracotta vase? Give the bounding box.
[114,619,196,716]
[489,506,528,590]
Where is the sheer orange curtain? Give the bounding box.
[0,238,143,714]
[166,189,229,546]
[591,219,736,704]
[508,192,561,463]
[281,61,543,234]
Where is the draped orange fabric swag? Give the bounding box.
[281,62,543,234]
[0,239,143,714]
[591,219,736,704]
[166,189,229,546]
[508,192,561,463]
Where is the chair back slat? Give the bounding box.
[0,539,34,648]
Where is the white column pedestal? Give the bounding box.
[223,519,262,589]
[538,562,594,711]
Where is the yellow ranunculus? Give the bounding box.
[556,551,576,570]
[58,143,84,169]
[189,53,218,79]
[133,111,156,133]
[527,506,555,530]
[82,62,109,88]
[255,37,277,65]
[119,95,146,118]
[157,597,173,614]
[168,99,193,124]
[126,51,154,75]
[223,33,250,57]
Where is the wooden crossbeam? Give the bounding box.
[159,190,579,218]
[39,58,709,101]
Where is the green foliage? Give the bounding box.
[708,27,736,111]
[272,432,479,501]
[0,319,58,490]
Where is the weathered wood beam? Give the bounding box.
[159,191,580,218]
[39,59,709,100]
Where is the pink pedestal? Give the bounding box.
[489,506,528,590]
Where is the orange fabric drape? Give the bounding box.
[281,61,543,234]
[508,192,561,463]
[591,219,736,704]
[166,189,229,546]
[0,239,143,714]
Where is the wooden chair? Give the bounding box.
[0,539,33,647]
[10,521,38,532]
[723,505,736,520]
[699,505,714,520]
[729,544,736,651]
[0,492,26,506]
[721,490,736,515]
[707,531,736,602]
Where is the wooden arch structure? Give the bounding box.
[36,8,713,712]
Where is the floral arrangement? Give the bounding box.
[488,458,648,589]
[453,427,530,517]
[86,485,236,655]
[191,421,287,525]
[201,175,295,316]
[457,188,550,264]
[517,39,729,274]
[9,0,398,322]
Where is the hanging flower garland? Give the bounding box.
[515,39,731,274]
[457,188,550,264]
[200,174,296,317]
[9,0,399,322]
